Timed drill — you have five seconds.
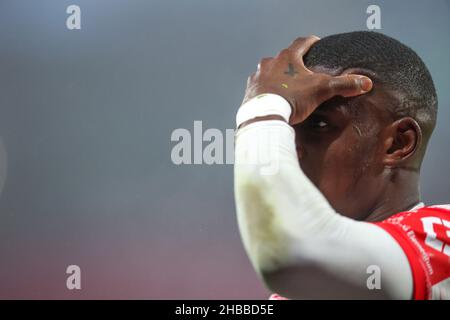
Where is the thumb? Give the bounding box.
[327,75,373,98]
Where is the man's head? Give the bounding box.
[294,31,438,220]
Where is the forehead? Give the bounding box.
[309,65,396,118]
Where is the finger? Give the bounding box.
[274,48,291,60]
[325,75,373,99]
[288,35,321,63]
[257,57,273,71]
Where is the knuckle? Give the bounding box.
[290,36,307,46]
[259,57,272,65]
[306,34,319,41]
[343,77,359,90]
[275,48,290,58]
[328,77,345,91]
[247,73,256,85]
[327,76,359,95]
[257,57,272,71]
[327,77,338,91]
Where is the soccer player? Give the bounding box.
[234,31,449,299]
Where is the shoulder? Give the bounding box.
[375,204,450,299]
[381,204,450,225]
[377,204,450,257]
[377,203,450,259]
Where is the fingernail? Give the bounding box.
[358,77,373,92]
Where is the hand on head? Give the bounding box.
[242,35,373,125]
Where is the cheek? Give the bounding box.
[298,133,375,199]
[320,142,361,192]
[329,140,380,206]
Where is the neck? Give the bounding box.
[364,169,421,222]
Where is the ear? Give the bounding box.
[383,117,422,167]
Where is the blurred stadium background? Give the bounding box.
[0,0,448,298]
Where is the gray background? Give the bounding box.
[0,0,448,299]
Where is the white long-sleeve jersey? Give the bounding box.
[234,95,450,300]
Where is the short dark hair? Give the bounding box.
[304,31,438,139]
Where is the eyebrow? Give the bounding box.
[314,97,351,117]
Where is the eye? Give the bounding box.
[310,117,329,129]
[314,120,328,128]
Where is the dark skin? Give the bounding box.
[241,36,423,223]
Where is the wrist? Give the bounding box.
[238,115,286,129]
[236,93,292,128]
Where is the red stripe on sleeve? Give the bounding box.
[374,222,429,300]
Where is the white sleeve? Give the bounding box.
[234,97,413,299]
